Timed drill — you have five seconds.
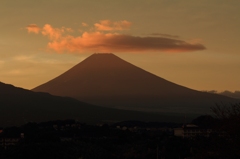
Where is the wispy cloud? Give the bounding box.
[94,20,132,31]
[26,20,206,53]
[81,22,88,27]
[149,33,180,38]
[204,90,240,99]
[0,55,83,77]
[26,24,41,34]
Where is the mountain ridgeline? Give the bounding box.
[0,82,175,127]
[32,53,239,115]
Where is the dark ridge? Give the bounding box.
[0,82,188,127]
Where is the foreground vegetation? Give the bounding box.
[0,103,240,159]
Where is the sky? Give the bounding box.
[0,0,240,92]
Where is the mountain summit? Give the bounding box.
[33,53,238,115]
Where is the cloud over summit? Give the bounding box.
[26,20,206,53]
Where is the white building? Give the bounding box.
[174,124,212,138]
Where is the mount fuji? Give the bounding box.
[33,53,239,115]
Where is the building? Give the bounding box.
[0,133,24,149]
[174,124,212,138]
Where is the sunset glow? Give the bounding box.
[26,22,205,53]
[0,0,239,91]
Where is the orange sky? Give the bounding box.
[0,0,240,91]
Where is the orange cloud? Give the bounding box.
[82,22,88,27]
[94,20,132,31]
[41,24,63,40]
[26,20,206,53]
[47,32,205,53]
[26,24,41,34]
[41,24,73,40]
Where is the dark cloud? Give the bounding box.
[149,33,180,38]
[102,35,206,52]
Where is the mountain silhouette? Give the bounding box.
[33,53,239,115]
[1,82,177,127]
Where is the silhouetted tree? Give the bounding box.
[212,103,240,136]
[191,115,218,128]
[211,103,240,158]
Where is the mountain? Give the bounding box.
[1,82,184,127]
[33,53,239,115]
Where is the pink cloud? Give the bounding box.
[26,24,41,34]
[94,20,132,31]
[26,20,206,53]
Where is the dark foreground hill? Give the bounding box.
[0,82,187,127]
[33,53,239,115]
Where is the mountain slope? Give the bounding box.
[0,82,180,127]
[33,53,239,115]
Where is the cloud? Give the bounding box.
[204,90,240,99]
[26,20,206,53]
[26,24,41,34]
[82,22,88,27]
[94,20,132,31]
[219,90,240,99]
[149,33,180,38]
[41,24,73,40]
[47,33,205,53]
[12,55,36,63]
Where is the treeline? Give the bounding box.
[0,120,185,159]
[0,103,240,159]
